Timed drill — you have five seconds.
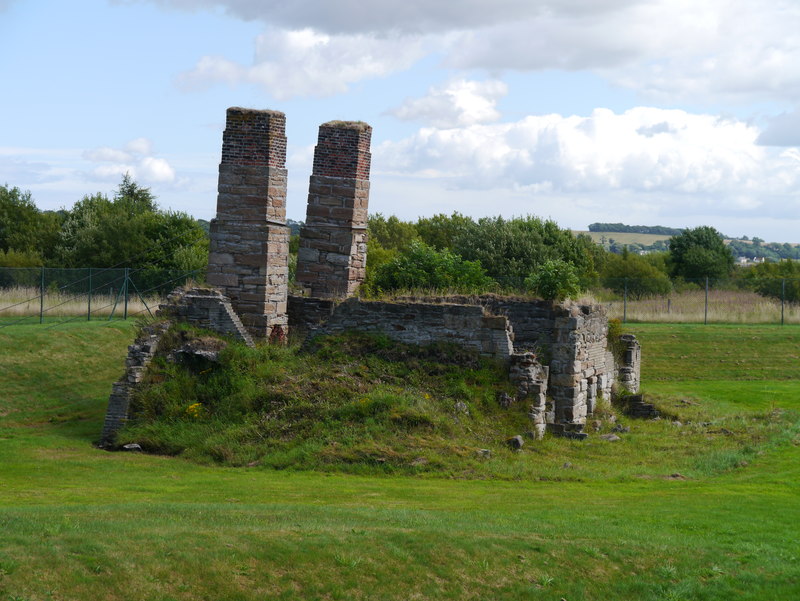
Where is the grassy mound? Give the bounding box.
[116,323,796,481]
[119,326,530,473]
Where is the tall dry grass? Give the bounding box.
[0,286,159,319]
[598,288,800,324]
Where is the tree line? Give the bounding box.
[588,223,684,236]
[3,179,799,303]
[0,176,208,274]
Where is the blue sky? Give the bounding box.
[3,0,800,241]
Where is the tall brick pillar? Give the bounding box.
[295,121,372,299]
[207,107,289,339]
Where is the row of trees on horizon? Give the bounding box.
[2,178,799,303]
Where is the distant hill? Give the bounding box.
[588,223,684,236]
[576,225,800,260]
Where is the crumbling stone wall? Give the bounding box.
[310,297,514,360]
[509,352,549,439]
[161,287,255,348]
[100,322,169,446]
[295,121,372,299]
[100,288,254,445]
[548,305,614,425]
[394,296,617,427]
[287,295,337,332]
[617,334,641,393]
[207,107,290,339]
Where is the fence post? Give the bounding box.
[781,278,786,326]
[123,267,129,320]
[704,277,709,325]
[623,277,628,323]
[87,267,92,322]
[39,267,45,324]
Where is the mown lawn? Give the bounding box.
[0,321,799,600]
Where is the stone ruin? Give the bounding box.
[100,106,641,446]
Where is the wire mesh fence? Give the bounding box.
[0,266,202,326]
[592,277,800,324]
[2,269,800,326]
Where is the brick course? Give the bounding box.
[208,107,290,338]
[296,121,372,299]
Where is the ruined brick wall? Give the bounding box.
[100,322,169,446]
[160,288,255,348]
[207,107,289,338]
[295,121,372,299]
[100,288,257,445]
[388,295,617,426]
[548,306,614,425]
[310,298,514,360]
[287,294,337,332]
[617,334,641,393]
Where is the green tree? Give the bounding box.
[668,226,734,283]
[0,184,62,260]
[524,259,581,301]
[743,260,800,303]
[367,214,418,251]
[370,240,493,294]
[416,212,474,250]
[55,176,208,275]
[451,216,603,287]
[602,249,672,299]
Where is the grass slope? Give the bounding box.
[0,321,799,600]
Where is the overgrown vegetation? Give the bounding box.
[121,326,528,472]
[112,322,798,484]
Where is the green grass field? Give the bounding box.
[1,321,799,600]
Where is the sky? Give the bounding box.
[2,0,800,242]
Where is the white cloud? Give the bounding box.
[389,79,508,128]
[83,138,176,184]
[147,0,596,35]
[156,0,800,105]
[375,107,800,220]
[125,137,153,155]
[177,27,428,99]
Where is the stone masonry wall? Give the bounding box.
[207,107,290,338]
[617,334,641,393]
[509,352,549,439]
[100,322,169,446]
[310,297,514,360]
[391,295,616,426]
[160,287,255,348]
[548,305,614,425]
[295,122,372,299]
[287,294,337,332]
[100,288,256,445]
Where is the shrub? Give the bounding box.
[371,240,494,294]
[524,259,581,301]
[601,250,672,299]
